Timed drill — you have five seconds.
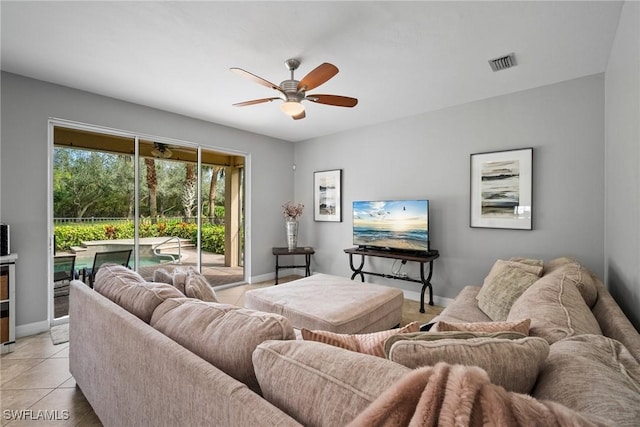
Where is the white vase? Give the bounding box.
[286,220,298,251]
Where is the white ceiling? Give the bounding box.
[1,1,623,142]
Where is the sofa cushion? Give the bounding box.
[477,260,542,321]
[507,272,602,344]
[93,264,183,323]
[300,322,420,357]
[385,333,548,393]
[543,256,576,275]
[150,298,295,394]
[433,319,530,335]
[253,339,410,427]
[544,259,599,308]
[533,335,640,426]
[184,269,218,302]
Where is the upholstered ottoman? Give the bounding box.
[244,273,403,334]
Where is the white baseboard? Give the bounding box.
[250,268,307,284]
[16,320,50,338]
[402,289,452,308]
[249,272,276,284]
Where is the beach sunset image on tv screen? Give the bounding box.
[353,200,429,251]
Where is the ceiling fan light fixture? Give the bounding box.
[280,101,305,116]
[151,144,172,159]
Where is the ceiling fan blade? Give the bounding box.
[307,94,358,107]
[297,63,338,91]
[291,110,306,120]
[230,67,283,92]
[233,97,281,107]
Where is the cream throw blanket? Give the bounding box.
[347,363,604,427]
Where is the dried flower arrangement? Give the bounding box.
[282,201,304,221]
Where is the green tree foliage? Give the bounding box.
[53,146,228,254]
[54,148,134,219]
[55,147,225,220]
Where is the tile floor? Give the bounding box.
[1,276,443,426]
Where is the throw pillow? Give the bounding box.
[481,259,544,288]
[507,272,602,344]
[386,335,549,394]
[301,321,421,357]
[476,260,541,321]
[172,267,187,294]
[150,298,295,394]
[152,268,173,285]
[383,331,528,357]
[433,319,531,335]
[93,264,183,323]
[508,257,544,271]
[253,340,410,427]
[184,269,218,302]
[533,334,640,426]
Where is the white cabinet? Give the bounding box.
[1,253,17,354]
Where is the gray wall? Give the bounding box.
[294,74,605,302]
[0,72,293,332]
[605,1,640,330]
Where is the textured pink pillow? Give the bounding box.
[301,322,421,357]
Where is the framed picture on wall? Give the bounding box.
[470,148,533,230]
[314,169,342,222]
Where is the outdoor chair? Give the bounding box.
[54,255,77,283]
[82,249,132,288]
[53,254,76,300]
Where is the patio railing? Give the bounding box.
[54,217,198,225]
[152,236,183,264]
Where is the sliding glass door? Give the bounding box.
[49,122,245,324]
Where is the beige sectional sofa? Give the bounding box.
[69,259,640,426]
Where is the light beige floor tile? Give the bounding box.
[401,298,444,326]
[217,284,251,296]
[0,359,46,386]
[57,377,76,389]
[4,388,94,427]
[212,295,237,305]
[50,346,69,358]
[2,358,71,390]
[0,389,52,426]
[2,333,61,360]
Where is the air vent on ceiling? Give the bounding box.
[489,53,516,72]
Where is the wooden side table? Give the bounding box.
[272,247,314,284]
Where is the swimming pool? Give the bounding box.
[73,253,176,271]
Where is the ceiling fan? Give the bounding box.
[230,58,358,120]
[150,142,172,159]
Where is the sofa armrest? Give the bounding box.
[592,281,640,363]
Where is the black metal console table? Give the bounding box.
[344,247,439,313]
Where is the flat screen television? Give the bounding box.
[352,200,430,253]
